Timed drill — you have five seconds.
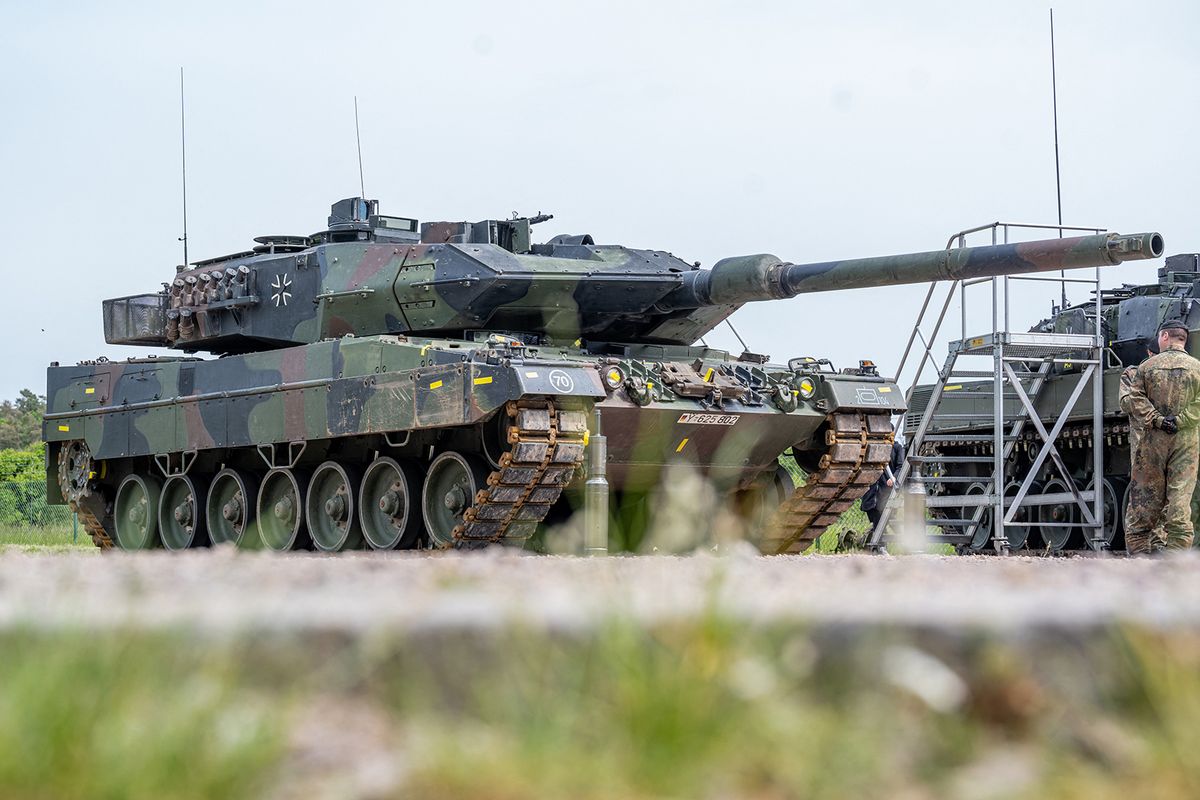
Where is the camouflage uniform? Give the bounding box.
[1123,345,1200,552]
[1119,365,1158,551]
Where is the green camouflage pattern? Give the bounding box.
[44,335,900,498]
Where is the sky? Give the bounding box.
[2,0,1197,401]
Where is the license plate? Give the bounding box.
[677,413,738,426]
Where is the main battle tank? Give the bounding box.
[43,198,1162,554]
[909,252,1200,553]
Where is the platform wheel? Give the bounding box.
[206,468,261,547]
[114,473,163,550]
[306,461,363,552]
[422,451,490,549]
[257,468,310,552]
[158,474,208,551]
[359,456,424,550]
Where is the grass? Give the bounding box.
[4,620,1200,798]
[0,633,282,800]
[328,622,1200,799]
[0,521,88,550]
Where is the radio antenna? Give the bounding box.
[179,67,189,266]
[354,96,366,197]
[1050,9,1067,309]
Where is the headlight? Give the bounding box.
[797,377,816,399]
[603,366,626,390]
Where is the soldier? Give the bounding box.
[1123,320,1200,553]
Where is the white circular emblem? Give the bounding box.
[548,369,575,393]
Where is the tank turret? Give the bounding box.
[103,198,1163,355]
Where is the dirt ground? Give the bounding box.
[3,546,1199,633]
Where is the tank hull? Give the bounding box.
[45,335,903,553]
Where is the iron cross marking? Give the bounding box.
[271,274,292,307]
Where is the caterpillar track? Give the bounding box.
[56,444,115,549]
[453,398,589,547]
[761,411,895,554]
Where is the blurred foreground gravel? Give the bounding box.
[3,546,1200,633]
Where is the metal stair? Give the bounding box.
[868,222,1107,553]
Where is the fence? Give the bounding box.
[0,481,74,528]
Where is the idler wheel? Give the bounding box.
[481,411,515,470]
[999,480,1040,552]
[1035,478,1081,552]
[359,456,424,550]
[158,474,209,551]
[306,461,363,552]
[422,451,490,548]
[114,473,163,550]
[256,468,310,552]
[206,468,260,547]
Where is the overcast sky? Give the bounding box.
[2,0,1197,401]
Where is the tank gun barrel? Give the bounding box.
[670,231,1164,308]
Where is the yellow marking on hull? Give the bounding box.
[57,425,69,432]
[703,368,714,382]
[525,371,539,378]
[676,437,689,453]
[945,384,962,391]
[429,380,443,390]
[473,376,493,385]
[84,387,95,395]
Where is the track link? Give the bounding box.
[75,505,114,549]
[451,398,589,547]
[761,411,895,554]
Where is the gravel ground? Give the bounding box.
[3,545,1200,633]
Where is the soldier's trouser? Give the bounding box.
[1125,427,1199,552]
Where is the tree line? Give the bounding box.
[0,391,47,483]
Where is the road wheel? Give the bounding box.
[962,481,993,552]
[158,474,208,550]
[257,468,310,552]
[1036,478,1081,552]
[114,473,162,550]
[206,468,260,547]
[1083,476,1126,552]
[422,451,490,549]
[359,457,423,550]
[999,480,1040,552]
[306,461,363,552]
